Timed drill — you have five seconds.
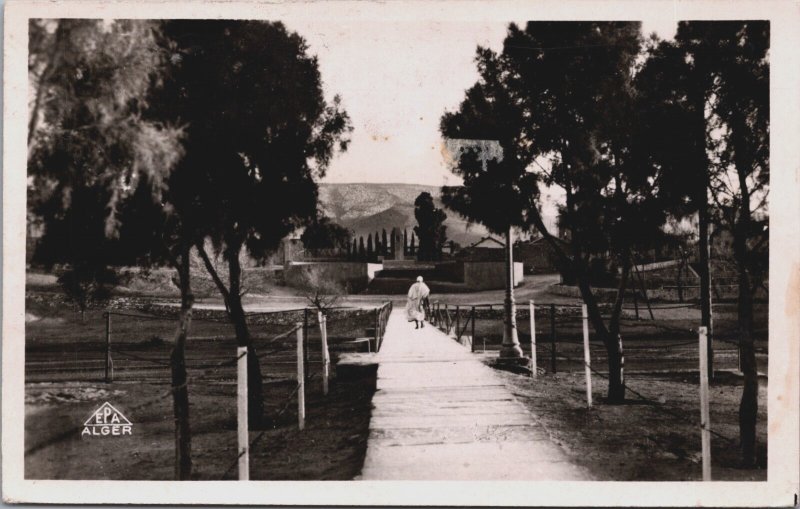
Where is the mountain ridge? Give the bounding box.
[318,182,491,246]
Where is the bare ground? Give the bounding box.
[25,371,376,480]
[488,363,767,481]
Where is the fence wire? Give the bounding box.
[24,302,394,481]
[429,300,762,455]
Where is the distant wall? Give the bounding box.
[461,261,524,291]
[434,261,465,282]
[516,242,558,274]
[284,262,382,293]
[366,263,383,281]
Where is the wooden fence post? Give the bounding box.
[455,305,460,342]
[318,312,330,396]
[105,311,113,383]
[471,306,476,353]
[737,343,742,373]
[699,326,712,481]
[529,300,536,379]
[296,323,306,430]
[582,304,592,408]
[303,308,310,382]
[550,304,557,373]
[374,307,380,352]
[236,346,249,480]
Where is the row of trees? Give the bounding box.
[28,20,352,478]
[413,192,448,261]
[302,191,450,262]
[442,21,768,466]
[346,229,395,261]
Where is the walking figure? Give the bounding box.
[406,276,430,329]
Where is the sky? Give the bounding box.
[284,19,678,186]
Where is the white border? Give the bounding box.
[4,0,799,506]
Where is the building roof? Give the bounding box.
[469,236,505,249]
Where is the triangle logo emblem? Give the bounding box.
[82,402,133,437]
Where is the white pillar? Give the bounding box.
[296,323,306,430]
[699,326,712,481]
[582,304,592,408]
[318,312,330,396]
[529,300,537,378]
[236,346,249,480]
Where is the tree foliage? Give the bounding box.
[413,192,447,261]
[28,19,193,477]
[28,20,183,237]
[300,216,351,254]
[152,20,352,426]
[442,22,654,400]
[156,20,352,265]
[639,21,769,465]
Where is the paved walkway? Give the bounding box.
[358,309,591,480]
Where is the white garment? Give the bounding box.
[405,281,430,322]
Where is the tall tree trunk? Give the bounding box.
[170,246,193,480]
[227,254,265,428]
[606,254,631,404]
[575,268,625,403]
[500,226,522,358]
[735,240,758,466]
[732,119,759,467]
[526,207,625,401]
[196,242,265,427]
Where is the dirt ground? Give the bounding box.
[23,274,770,482]
[25,371,376,480]
[489,363,767,481]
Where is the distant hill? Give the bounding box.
[318,183,492,246]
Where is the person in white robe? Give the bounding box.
[406,276,431,329]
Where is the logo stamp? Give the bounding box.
[82,402,133,437]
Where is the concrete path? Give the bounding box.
[358,309,591,480]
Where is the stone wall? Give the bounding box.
[283,261,382,293]
[461,261,524,291]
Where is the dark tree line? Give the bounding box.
[28,19,351,478]
[442,21,768,465]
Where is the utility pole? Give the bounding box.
[444,137,522,360]
[501,225,522,358]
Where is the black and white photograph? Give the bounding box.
[3,0,799,506]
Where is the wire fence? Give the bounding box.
[25,304,393,384]
[24,301,393,479]
[426,300,768,375]
[426,299,769,470]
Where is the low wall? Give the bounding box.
[284,262,382,293]
[548,284,619,302]
[462,261,524,291]
[548,282,767,303]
